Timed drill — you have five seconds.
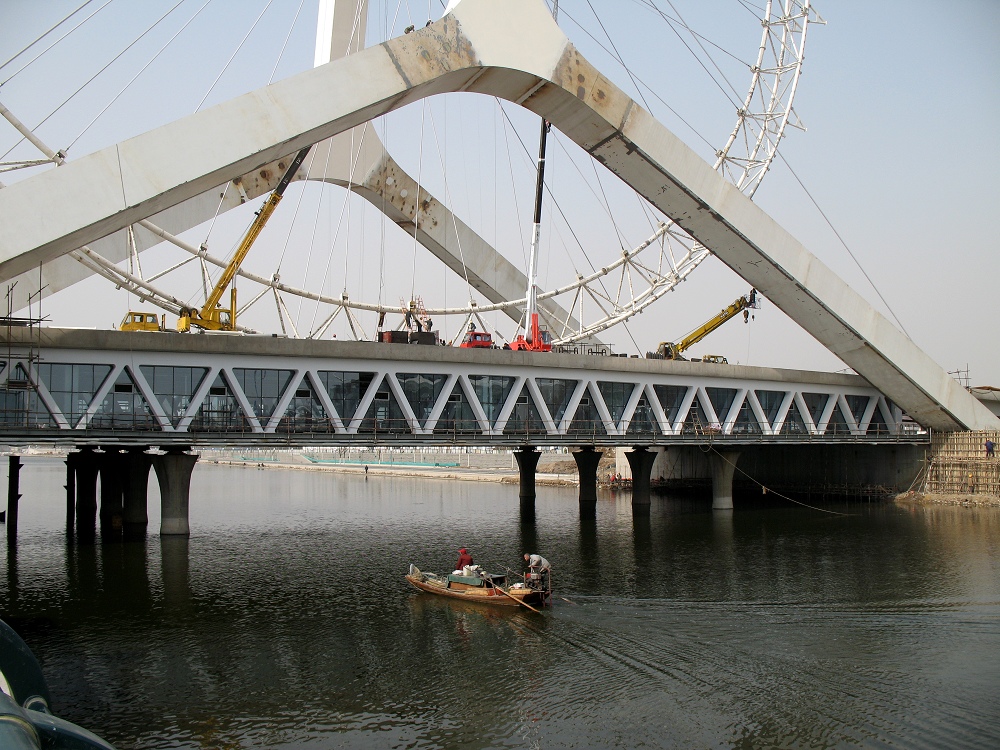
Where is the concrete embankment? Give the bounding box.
[201,449,603,487]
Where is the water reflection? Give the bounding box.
[1,459,998,749]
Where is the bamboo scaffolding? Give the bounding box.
[921,431,1000,495]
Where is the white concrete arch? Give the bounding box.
[0,0,994,432]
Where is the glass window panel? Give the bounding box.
[535,378,577,423]
[845,395,869,424]
[359,384,408,434]
[802,393,829,426]
[190,373,248,432]
[92,369,156,430]
[625,396,658,436]
[434,384,481,435]
[38,363,111,425]
[279,380,329,433]
[233,368,294,419]
[754,390,785,425]
[140,366,208,426]
[318,371,376,423]
[706,388,738,428]
[396,373,448,426]
[780,400,808,435]
[468,375,515,428]
[597,381,634,425]
[502,384,547,436]
[652,385,688,424]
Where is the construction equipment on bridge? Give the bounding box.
[119,311,164,332]
[459,321,494,348]
[174,147,311,333]
[653,289,759,361]
[509,119,554,353]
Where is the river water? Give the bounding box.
[1,457,998,749]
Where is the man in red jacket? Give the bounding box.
[456,547,473,571]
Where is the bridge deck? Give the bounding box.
[0,327,926,449]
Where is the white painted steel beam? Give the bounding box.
[0,0,993,432]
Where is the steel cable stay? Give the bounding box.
[0,0,190,164]
[0,0,112,86]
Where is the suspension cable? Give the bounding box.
[776,151,912,339]
[1,0,187,163]
[67,0,213,152]
[0,0,112,85]
[195,0,276,113]
[268,0,307,83]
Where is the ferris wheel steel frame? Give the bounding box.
[3,0,821,344]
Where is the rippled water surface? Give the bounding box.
[2,457,999,749]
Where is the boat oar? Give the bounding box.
[495,583,542,613]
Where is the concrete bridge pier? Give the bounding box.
[5,455,21,544]
[709,450,742,510]
[64,452,77,537]
[152,449,198,536]
[573,447,601,518]
[98,448,125,537]
[123,448,152,537]
[514,447,540,517]
[625,447,657,514]
[74,448,99,542]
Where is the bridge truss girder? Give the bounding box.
[0,328,911,449]
[0,0,994,432]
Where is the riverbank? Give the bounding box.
[201,449,608,487]
[895,490,1000,507]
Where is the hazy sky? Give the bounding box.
[1,0,998,385]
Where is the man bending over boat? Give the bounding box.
[523,553,551,592]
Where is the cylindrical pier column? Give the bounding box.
[5,455,21,544]
[75,449,99,542]
[65,451,78,537]
[514,447,540,515]
[152,449,198,536]
[98,448,125,536]
[709,450,742,510]
[573,446,602,518]
[123,448,152,537]
[625,447,657,512]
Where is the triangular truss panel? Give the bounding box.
[139,365,210,427]
[88,367,159,430]
[188,371,253,433]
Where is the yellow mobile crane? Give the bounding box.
[174,147,311,332]
[655,289,759,362]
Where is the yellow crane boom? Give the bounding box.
[176,147,311,332]
[657,289,758,360]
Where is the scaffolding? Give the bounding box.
[921,430,1000,495]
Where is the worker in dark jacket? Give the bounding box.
[456,547,473,571]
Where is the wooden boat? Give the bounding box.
[405,564,547,610]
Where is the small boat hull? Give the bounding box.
[405,567,545,609]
